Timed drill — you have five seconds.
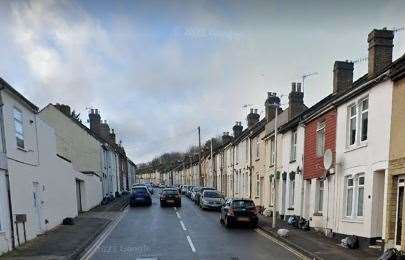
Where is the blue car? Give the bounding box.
[130,186,152,207]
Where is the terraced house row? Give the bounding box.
[0,79,136,255]
[166,28,405,251]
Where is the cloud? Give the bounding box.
[1,0,404,164]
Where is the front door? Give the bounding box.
[396,178,405,247]
[76,179,82,214]
[32,182,43,234]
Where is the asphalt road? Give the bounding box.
[88,190,299,260]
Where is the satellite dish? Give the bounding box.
[323,149,333,170]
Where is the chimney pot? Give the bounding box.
[296,82,302,92]
[292,82,297,92]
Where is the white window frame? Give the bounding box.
[13,108,24,149]
[290,130,297,162]
[317,180,324,213]
[316,121,325,157]
[359,97,369,143]
[256,174,260,197]
[348,104,357,147]
[270,138,275,165]
[289,179,295,208]
[344,173,365,219]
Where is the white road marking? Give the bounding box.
[186,235,196,253]
[255,229,311,260]
[174,207,177,210]
[180,220,187,231]
[176,211,181,219]
[80,207,128,260]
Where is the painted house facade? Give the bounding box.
[385,54,405,250]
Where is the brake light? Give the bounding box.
[250,207,258,215]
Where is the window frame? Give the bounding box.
[256,137,260,159]
[359,97,369,143]
[317,180,324,213]
[13,107,25,149]
[270,138,275,166]
[344,173,365,219]
[288,179,295,208]
[290,130,297,162]
[256,174,260,197]
[316,120,326,157]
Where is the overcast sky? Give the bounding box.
[0,0,404,163]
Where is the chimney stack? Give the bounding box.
[265,92,281,123]
[222,132,232,144]
[333,61,354,94]
[233,122,243,137]
[110,129,116,144]
[368,28,394,78]
[247,108,260,128]
[288,82,305,119]
[89,109,101,135]
[100,120,110,140]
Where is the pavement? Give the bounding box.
[88,190,300,260]
[0,195,129,260]
[257,214,381,260]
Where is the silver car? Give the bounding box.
[199,190,224,210]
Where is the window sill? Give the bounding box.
[345,142,368,153]
[255,158,260,162]
[313,212,323,217]
[255,196,260,199]
[289,159,296,164]
[342,217,364,223]
[287,207,294,211]
[17,147,28,152]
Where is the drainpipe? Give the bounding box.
[0,91,15,249]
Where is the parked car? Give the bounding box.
[186,186,195,198]
[199,190,224,210]
[144,183,154,194]
[181,185,189,195]
[191,186,200,202]
[220,198,258,228]
[195,187,215,205]
[160,188,181,207]
[130,186,152,207]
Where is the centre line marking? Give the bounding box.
[180,220,187,231]
[186,235,196,253]
[176,212,181,219]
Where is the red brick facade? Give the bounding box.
[303,109,337,180]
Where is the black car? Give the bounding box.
[160,188,181,207]
[130,186,152,207]
[220,198,258,228]
[195,187,215,205]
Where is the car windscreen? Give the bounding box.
[132,187,148,193]
[232,200,255,208]
[203,191,221,198]
[163,190,178,195]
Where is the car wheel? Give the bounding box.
[177,202,182,207]
[160,202,164,207]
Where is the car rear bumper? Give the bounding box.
[227,215,258,225]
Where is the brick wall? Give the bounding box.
[303,109,337,180]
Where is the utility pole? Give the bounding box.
[272,104,278,229]
[198,126,202,186]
